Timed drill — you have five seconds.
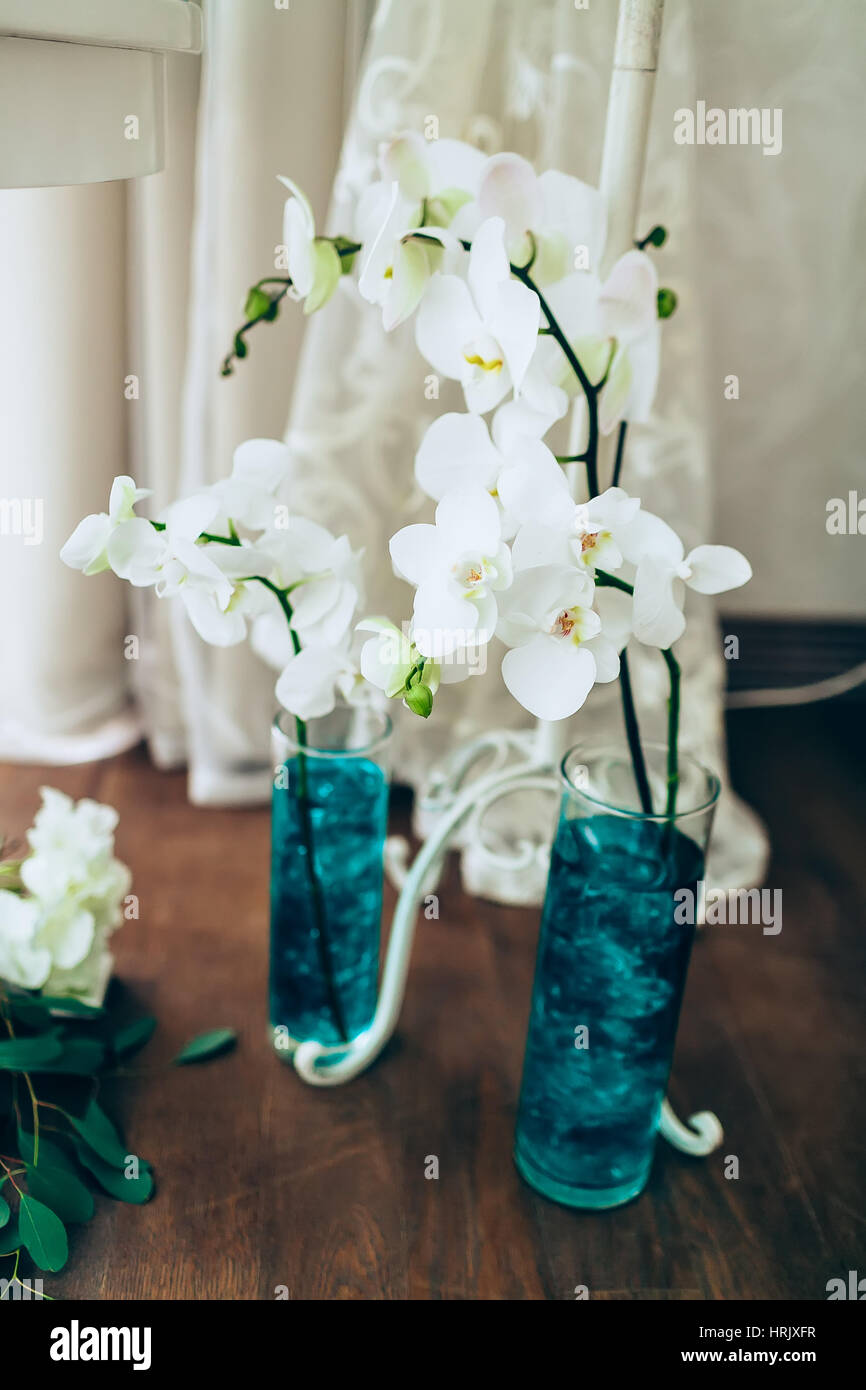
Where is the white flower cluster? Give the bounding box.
[337,137,751,719]
[61,136,752,727]
[61,442,369,721]
[0,789,131,1000]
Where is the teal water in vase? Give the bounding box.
[269,754,388,1048]
[514,810,704,1209]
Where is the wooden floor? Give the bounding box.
[0,704,863,1300]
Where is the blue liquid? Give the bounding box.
[514,812,703,1209]
[269,754,388,1048]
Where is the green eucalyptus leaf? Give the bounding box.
[32,1038,106,1075]
[18,1194,68,1272]
[76,1147,153,1204]
[25,1165,94,1224]
[39,996,104,1018]
[17,1129,79,1175]
[65,1099,128,1169]
[0,1194,9,1229]
[173,1028,237,1066]
[112,1016,156,1059]
[0,1219,20,1256]
[0,1033,63,1071]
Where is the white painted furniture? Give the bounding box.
[0,0,202,187]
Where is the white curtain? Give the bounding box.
[6,0,860,886]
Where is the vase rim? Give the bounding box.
[560,740,721,821]
[273,704,393,759]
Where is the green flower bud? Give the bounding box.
[657,287,678,319]
[244,286,272,320]
[404,683,434,718]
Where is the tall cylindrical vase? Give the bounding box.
[514,740,720,1209]
[269,704,392,1054]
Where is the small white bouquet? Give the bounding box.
[0,788,132,1005]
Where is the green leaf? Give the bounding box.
[0,1219,20,1256]
[0,1033,63,1071]
[112,1016,156,1059]
[76,1147,153,1204]
[17,1129,78,1175]
[38,995,104,1017]
[404,683,433,718]
[0,1194,9,1229]
[3,992,54,1027]
[657,287,678,319]
[244,285,271,320]
[173,1028,237,1065]
[65,1099,128,1168]
[25,1165,94,1224]
[18,1194,68,1272]
[32,1038,106,1074]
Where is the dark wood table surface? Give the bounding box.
[1,704,863,1300]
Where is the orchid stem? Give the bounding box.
[618,651,654,815]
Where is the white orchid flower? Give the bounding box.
[11,787,132,991]
[538,249,661,435]
[274,645,363,722]
[496,564,604,720]
[277,175,341,314]
[389,488,512,659]
[107,492,240,646]
[60,475,152,576]
[378,132,485,212]
[357,182,462,331]
[250,517,362,668]
[355,133,484,328]
[208,437,291,532]
[415,217,540,414]
[0,890,50,990]
[501,450,640,574]
[452,152,607,282]
[619,511,752,648]
[356,616,473,709]
[414,392,567,521]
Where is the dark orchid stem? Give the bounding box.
[261,583,349,1043]
[661,647,681,822]
[510,262,600,498]
[617,651,654,815]
[612,421,628,488]
[157,518,349,1043]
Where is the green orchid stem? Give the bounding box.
[221,243,361,377]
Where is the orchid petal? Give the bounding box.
[632,554,686,648]
[685,545,752,594]
[415,412,502,500]
[415,273,481,380]
[502,634,596,720]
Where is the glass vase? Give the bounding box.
[269,703,391,1054]
[514,740,720,1210]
